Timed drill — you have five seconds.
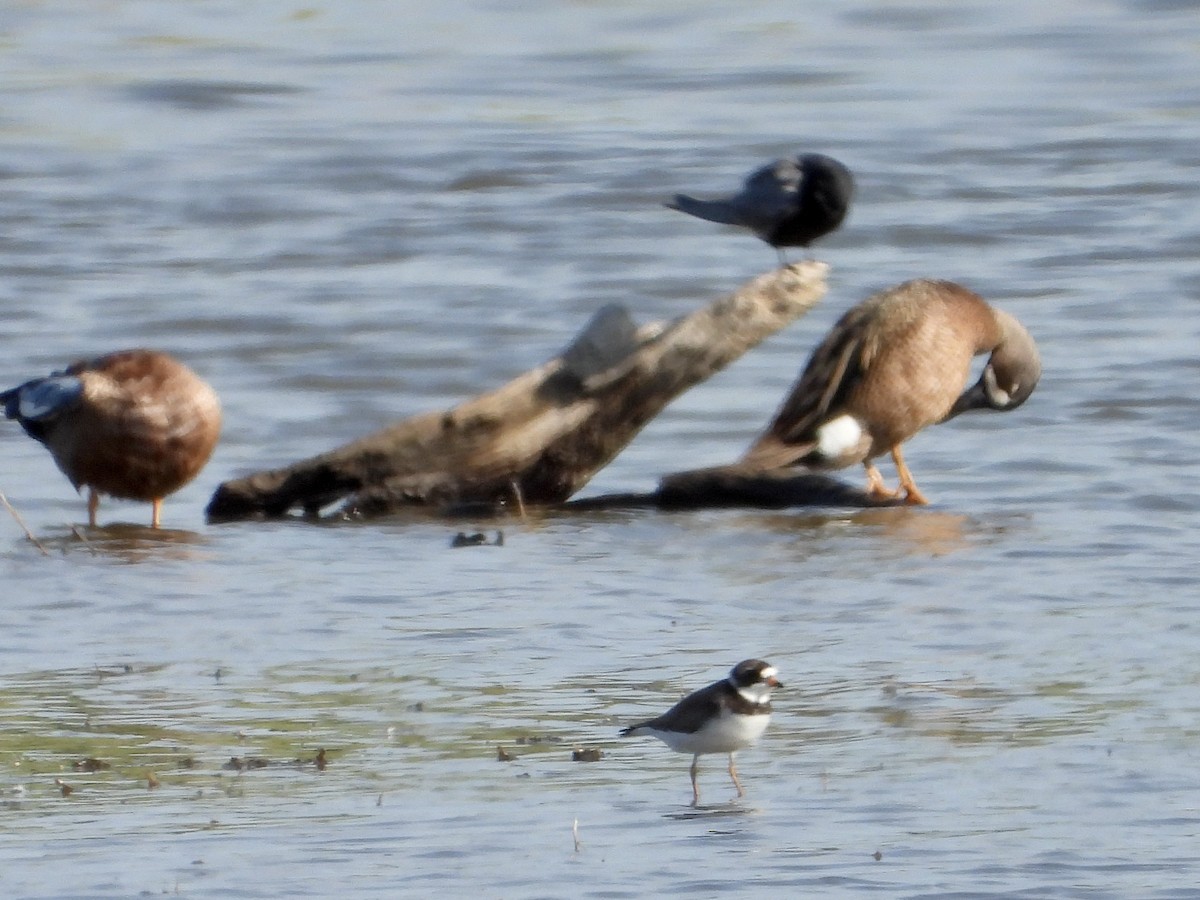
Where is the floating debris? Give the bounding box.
[54,778,74,797]
[450,530,504,548]
[496,745,515,762]
[94,664,134,678]
[515,734,563,745]
[571,747,604,762]
[222,751,330,772]
[222,756,270,771]
[0,490,49,555]
[147,773,161,789]
[72,757,110,772]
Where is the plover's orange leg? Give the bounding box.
[87,489,100,527]
[891,445,929,505]
[689,755,701,806]
[863,462,899,499]
[728,753,745,797]
[151,498,163,529]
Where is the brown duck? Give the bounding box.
[2,349,222,528]
[742,279,1041,504]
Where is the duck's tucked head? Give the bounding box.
[946,310,1041,419]
[2,375,85,444]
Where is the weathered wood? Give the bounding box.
[206,262,828,521]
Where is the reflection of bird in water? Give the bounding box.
[866,507,974,557]
[620,659,781,806]
[2,349,222,528]
[742,279,1041,505]
[667,153,855,264]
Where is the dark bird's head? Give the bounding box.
[763,153,855,251]
[946,310,1041,420]
[799,154,855,222]
[728,659,782,702]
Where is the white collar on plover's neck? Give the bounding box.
[730,665,777,705]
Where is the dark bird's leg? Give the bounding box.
[891,445,929,505]
[151,498,163,529]
[863,462,899,499]
[689,754,701,806]
[727,752,745,797]
[87,489,100,527]
[776,247,789,268]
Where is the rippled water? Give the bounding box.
[2,1,1199,897]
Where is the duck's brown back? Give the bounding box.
[746,280,1002,468]
[50,350,222,501]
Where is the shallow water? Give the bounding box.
[2,1,1200,897]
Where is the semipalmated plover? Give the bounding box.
[620,658,780,805]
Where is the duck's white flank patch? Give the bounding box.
[816,414,862,459]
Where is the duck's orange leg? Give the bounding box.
[87,489,100,527]
[863,462,899,499]
[891,445,929,505]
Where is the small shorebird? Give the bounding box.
[667,153,855,264]
[2,349,222,528]
[742,279,1041,504]
[620,659,781,805]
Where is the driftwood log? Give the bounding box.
[206,261,887,521]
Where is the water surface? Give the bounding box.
[2,1,1199,897]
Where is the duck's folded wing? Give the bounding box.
[742,319,870,467]
[724,159,803,233]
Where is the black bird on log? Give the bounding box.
[667,153,855,264]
